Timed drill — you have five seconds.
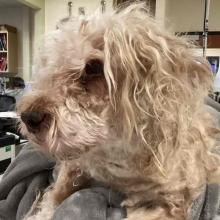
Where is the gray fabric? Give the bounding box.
[190,185,220,220]
[52,182,126,220]
[0,144,55,220]
[205,96,220,113]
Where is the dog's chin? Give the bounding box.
[21,128,93,161]
[22,132,48,154]
[25,138,84,161]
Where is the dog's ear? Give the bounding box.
[103,3,213,142]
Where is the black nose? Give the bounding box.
[21,112,45,133]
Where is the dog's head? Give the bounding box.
[17,3,213,161]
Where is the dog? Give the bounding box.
[17,3,220,220]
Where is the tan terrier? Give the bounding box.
[17,3,220,220]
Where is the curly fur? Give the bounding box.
[17,2,220,220]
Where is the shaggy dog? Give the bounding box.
[17,3,220,220]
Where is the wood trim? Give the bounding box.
[17,0,44,9]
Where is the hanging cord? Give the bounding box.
[56,2,73,29]
[68,1,73,18]
[101,0,106,14]
[203,0,211,58]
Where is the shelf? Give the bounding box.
[0,72,16,77]
[0,28,18,74]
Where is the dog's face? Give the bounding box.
[17,32,110,159]
[17,4,212,161]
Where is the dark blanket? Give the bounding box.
[52,182,126,220]
[0,145,55,220]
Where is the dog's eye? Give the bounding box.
[85,60,104,76]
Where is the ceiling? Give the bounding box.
[0,0,24,7]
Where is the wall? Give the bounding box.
[155,0,166,27]
[30,8,35,68]
[155,0,172,28]
[0,6,31,81]
[166,0,220,33]
[22,6,31,82]
[18,0,45,78]
[45,0,114,33]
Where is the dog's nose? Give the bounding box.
[21,112,45,133]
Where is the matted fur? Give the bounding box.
[17,2,220,220]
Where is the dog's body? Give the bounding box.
[17,3,220,220]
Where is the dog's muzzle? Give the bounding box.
[21,112,45,134]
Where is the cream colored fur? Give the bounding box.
[17,3,220,220]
